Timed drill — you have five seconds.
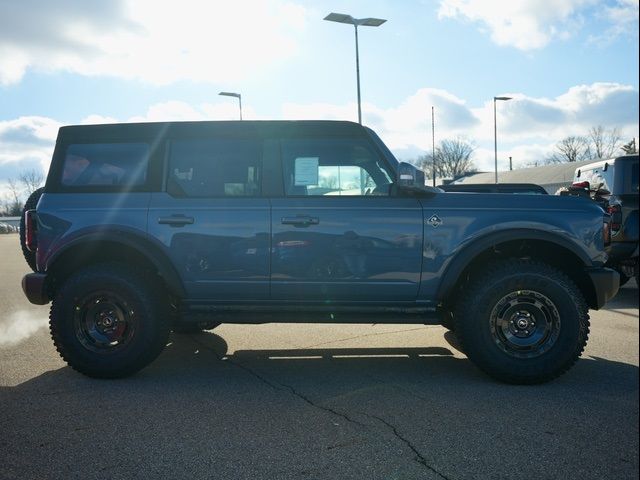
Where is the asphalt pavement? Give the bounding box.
[1,234,638,480]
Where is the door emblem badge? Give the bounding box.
[427,214,443,228]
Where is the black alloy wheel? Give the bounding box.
[489,290,561,359]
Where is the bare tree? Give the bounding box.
[546,135,591,163]
[588,125,623,159]
[414,154,437,182]
[19,168,45,196]
[4,179,23,216]
[435,137,477,178]
[621,138,637,154]
[413,138,477,180]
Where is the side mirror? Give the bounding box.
[398,162,424,187]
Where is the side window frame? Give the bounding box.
[276,135,396,198]
[163,135,264,199]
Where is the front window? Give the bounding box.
[281,138,393,196]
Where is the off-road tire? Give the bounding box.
[50,264,170,378]
[441,310,455,331]
[455,260,589,384]
[20,187,44,272]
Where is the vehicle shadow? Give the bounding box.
[5,329,636,394]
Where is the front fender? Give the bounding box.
[435,227,595,302]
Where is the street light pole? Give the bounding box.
[354,24,362,124]
[431,106,436,187]
[324,12,386,124]
[493,96,512,183]
[219,91,242,120]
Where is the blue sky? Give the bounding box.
[1,0,638,200]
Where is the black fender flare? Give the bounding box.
[436,228,594,302]
[46,230,186,298]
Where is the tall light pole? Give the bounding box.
[219,91,242,120]
[431,106,436,187]
[324,12,386,124]
[493,96,512,183]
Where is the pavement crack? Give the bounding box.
[189,336,365,427]
[298,326,432,349]
[366,414,452,480]
[276,381,366,427]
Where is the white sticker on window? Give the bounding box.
[294,157,319,186]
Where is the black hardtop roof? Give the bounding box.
[57,120,366,141]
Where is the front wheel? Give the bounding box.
[50,264,170,378]
[455,260,589,384]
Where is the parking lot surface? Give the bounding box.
[1,234,638,479]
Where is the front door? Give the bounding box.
[270,137,423,303]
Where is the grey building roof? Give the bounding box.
[452,159,596,193]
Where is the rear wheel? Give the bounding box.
[455,260,589,384]
[50,264,170,378]
[20,187,44,272]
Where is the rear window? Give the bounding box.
[166,138,261,197]
[61,143,149,187]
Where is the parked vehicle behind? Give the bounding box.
[21,120,619,383]
[559,155,638,286]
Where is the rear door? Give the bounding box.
[148,128,270,301]
[270,135,423,303]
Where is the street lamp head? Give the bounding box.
[324,12,386,27]
[219,91,241,99]
[494,96,512,101]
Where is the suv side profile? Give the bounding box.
[22,121,619,384]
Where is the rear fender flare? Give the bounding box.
[46,230,186,297]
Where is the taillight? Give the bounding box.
[24,209,37,252]
[572,181,590,190]
[607,204,622,235]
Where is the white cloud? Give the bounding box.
[590,0,640,44]
[454,83,638,169]
[0,0,308,86]
[0,116,60,175]
[438,0,599,50]
[281,82,638,165]
[281,88,479,152]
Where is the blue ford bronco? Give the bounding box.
[21,121,619,383]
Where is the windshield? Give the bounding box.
[364,127,399,170]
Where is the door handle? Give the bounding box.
[281,216,319,227]
[158,215,194,226]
